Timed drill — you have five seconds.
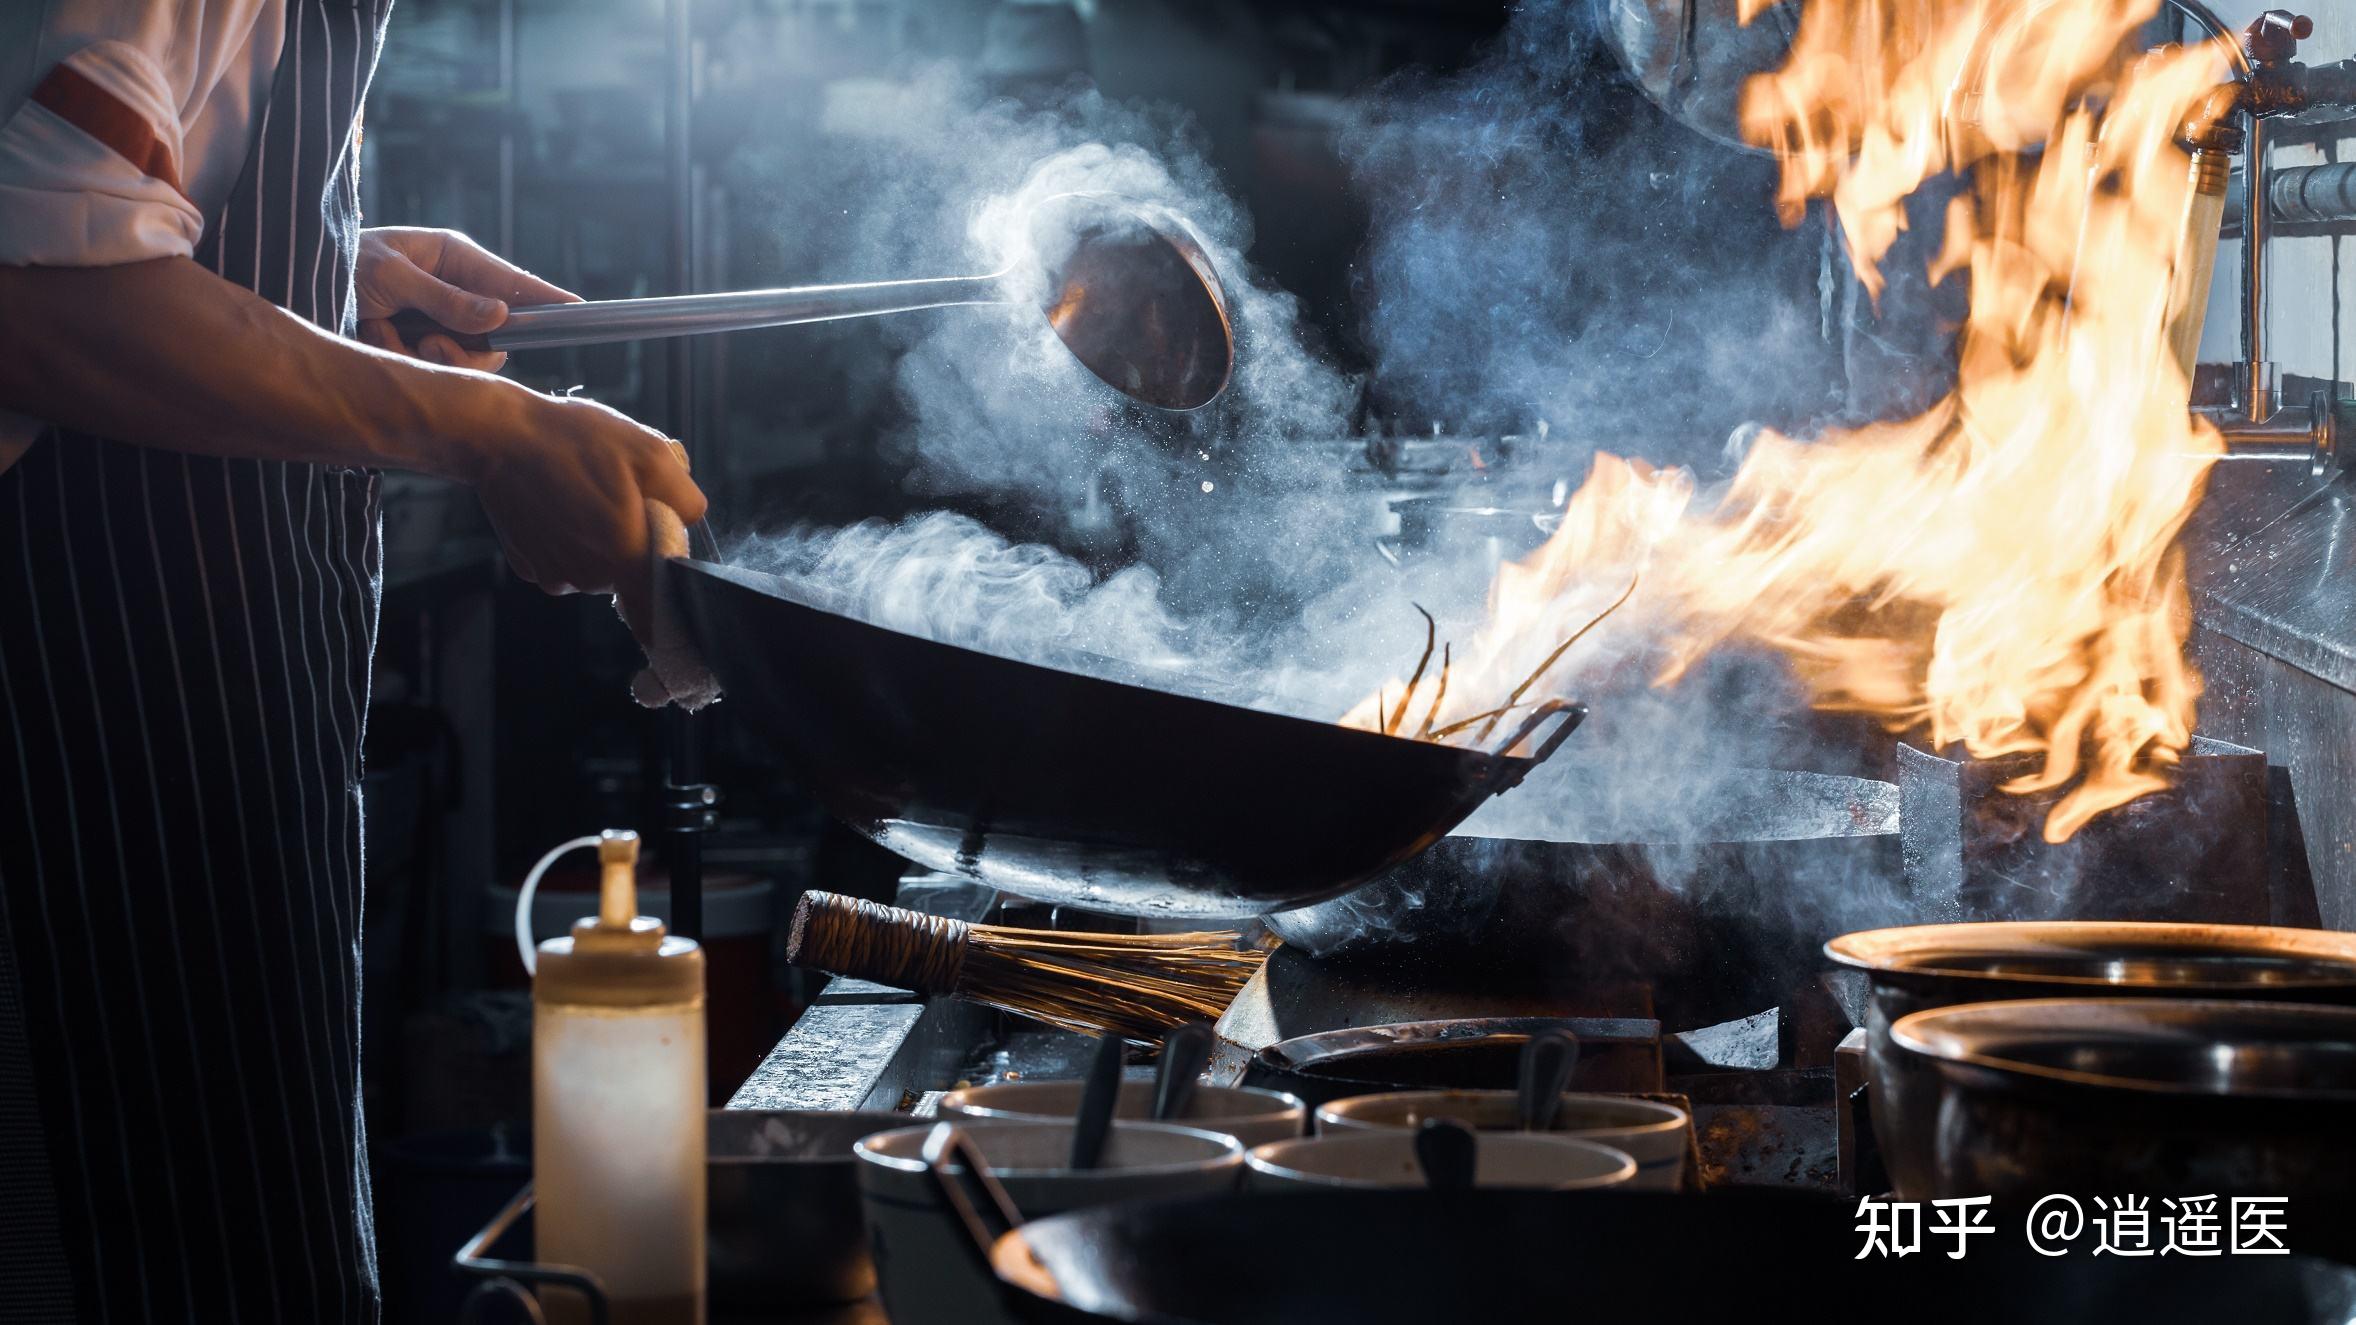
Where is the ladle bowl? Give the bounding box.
[389,192,1234,411]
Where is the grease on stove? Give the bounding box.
[1693,1102,1840,1190]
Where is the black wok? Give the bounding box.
[668,558,1583,917]
[988,1190,2356,1324]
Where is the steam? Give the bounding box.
[711,0,1957,971]
[717,4,1880,721]
[730,512,1232,690]
[723,66,1359,607]
[1341,0,1858,452]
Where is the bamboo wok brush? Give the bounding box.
[787,890,1267,1044]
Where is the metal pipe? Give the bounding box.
[2163,0,2251,79]
[2203,404,2319,462]
[2243,112,2274,421]
[2197,393,2345,478]
[2223,160,2356,228]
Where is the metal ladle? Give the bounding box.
[391,192,1235,411]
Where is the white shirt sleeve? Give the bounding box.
[0,0,280,267]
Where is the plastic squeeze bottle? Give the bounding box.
[532,829,706,1324]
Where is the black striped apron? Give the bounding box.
[0,2,391,1320]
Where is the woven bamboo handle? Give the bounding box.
[787,890,971,994]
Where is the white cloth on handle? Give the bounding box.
[623,499,721,710]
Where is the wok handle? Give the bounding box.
[923,1124,1028,1270]
[389,275,1005,352]
[1485,701,1588,770]
[388,310,499,354]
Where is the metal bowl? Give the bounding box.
[1891,998,2356,1203]
[1825,922,2356,1197]
[670,558,1579,918]
[708,1109,910,1306]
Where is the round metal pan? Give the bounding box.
[1241,1016,1667,1107]
[668,558,1582,917]
[985,1189,2356,1323]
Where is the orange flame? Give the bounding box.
[1351,0,2231,842]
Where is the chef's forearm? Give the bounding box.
[0,256,521,481]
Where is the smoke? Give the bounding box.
[711,0,1957,971]
[1341,0,1854,456]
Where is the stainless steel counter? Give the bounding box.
[727,877,1000,1113]
[2192,463,2356,691]
[2188,462,2356,929]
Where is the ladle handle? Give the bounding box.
[1070,1033,1127,1171]
[923,1124,1028,1264]
[1153,1022,1215,1122]
[1414,1118,1478,1193]
[1517,1029,1580,1132]
[388,273,1006,353]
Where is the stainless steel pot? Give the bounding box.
[1824,922,2356,1197]
[1892,998,2356,1209]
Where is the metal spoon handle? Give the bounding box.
[1414,1117,1478,1192]
[1152,1022,1215,1122]
[389,272,1007,353]
[1517,1029,1580,1132]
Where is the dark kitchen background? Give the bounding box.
[350,1,2356,1316]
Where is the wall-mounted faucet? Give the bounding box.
[2170,3,2356,474]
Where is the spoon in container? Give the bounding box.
[1517,1029,1580,1133]
[1152,1022,1215,1123]
[390,192,1234,411]
[1069,1032,1128,1171]
[1414,1117,1478,1192]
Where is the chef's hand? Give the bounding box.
[472,390,707,625]
[355,227,579,373]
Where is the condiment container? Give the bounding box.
[530,830,706,1324]
[1313,1090,1688,1189]
[855,1120,1241,1325]
[939,1079,1306,1147]
[1243,1130,1633,1194]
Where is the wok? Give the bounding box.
[668,558,1583,917]
[1242,1017,1667,1106]
[1891,998,2356,1218]
[984,1189,2356,1323]
[1266,767,1905,1030]
[1825,921,2356,1199]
